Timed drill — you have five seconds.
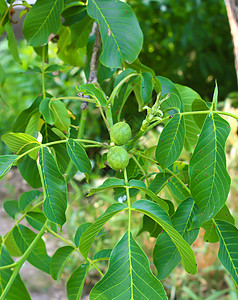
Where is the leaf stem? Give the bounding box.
[52,97,95,103]
[42,47,46,99]
[0,221,49,300]
[124,168,133,299]
[87,258,104,277]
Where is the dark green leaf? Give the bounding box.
[215,220,238,284]
[0,155,18,180]
[18,156,42,188]
[74,223,91,247]
[87,0,143,68]
[140,72,154,105]
[66,139,91,176]
[51,246,74,282]
[133,199,197,275]
[0,238,31,300]
[26,212,47,231]
[191,98,211,128]
[79,203,127,259]
[3,200,21,219]
[90,231,167,299]
[153,198,199,279]
[13,95,42,133]
[18,190,42,210]
[23,0,63,46]
[67,263,90,300]
[156,114,185,169]
[189,114,231,228]
[38,147,67,226]
[13,225,51,274]
[137,214,163,238]
[3,230,22,257]
[175,84,201,152]
[88,178,125,196]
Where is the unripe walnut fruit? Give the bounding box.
[107,146,129,171]
[110,122,132,146]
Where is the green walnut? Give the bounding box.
[107,146,129,171]
[110,122,132,146]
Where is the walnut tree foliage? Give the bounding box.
[0,0,238,299]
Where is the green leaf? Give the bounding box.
[5,22,21,63]
[51,246,74,282]
[66,139,91,177]
[18,190,42,210]
[3,200,21,219]
[149,172,172,194]
[189,114,231,228]
[51,100,71,132]
[38,147,67,227]
[18,156,42,188]
[93,249,112,261]
[87,178,125,196]
[23,0,63,46]
[175,84,201,152]
[212,81,218,110]
[40,98,55,125]
[140,72,154,105]
[215,220,238,284]
[25,112,41,136]
[13,225,51,274]
[90,231,167,300]
[132,200,197,275]
[0,238,31,300]
[0,155,18,180]
[13,95,42,133]
[79,203,127,259]
[67,263,90,300]
[87,0,143,68]
[77,83,107,107]
[1,132,40,160]
[156,114,185,169]
[153,198,199,279]
[0,63,6,86]
[74,223,91,247]
[26,212,47,231]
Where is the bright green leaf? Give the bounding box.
[140,72,154,105]
[40,98,55,125]
[90,231,167,299]
[77,83,107,107]
[0,155,18,180]
[93,249,112,261]
[51,100,71,132]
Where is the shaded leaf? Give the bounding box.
[3,200,21,219]
[93,249,112,261]
[74,223,91,247]
[40,98,55,125]
[18,156,42,188]
[140,72,154,106]
[18,190,42,210]
[5,22,21,63]
[88,178,125,196]
[77,83,107,107]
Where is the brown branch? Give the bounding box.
[79,22,102,110]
